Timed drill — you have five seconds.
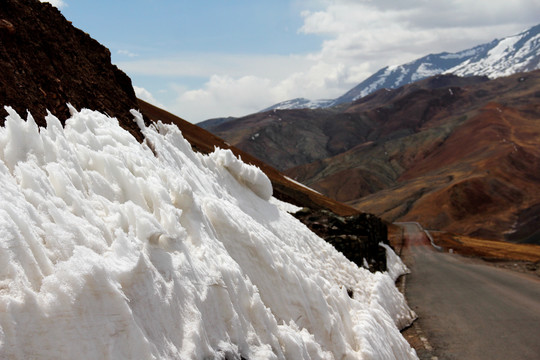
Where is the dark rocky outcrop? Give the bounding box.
[0,0,144,140]
[293,208,389,272]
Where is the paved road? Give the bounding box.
[400,222,540,360]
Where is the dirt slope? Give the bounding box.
[353,99,540,243]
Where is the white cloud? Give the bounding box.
[133,86,163,108]
[300,0,540,69]
[40,0,67,9]
[122,0,540,122]
[122,53,355,122]
[117,49,138,58]
[172,75,273,121]
[164,59,355,123]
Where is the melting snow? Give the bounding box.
[0,107,417,359]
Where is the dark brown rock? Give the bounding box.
[293,208,389,272]
[0,0,144,140]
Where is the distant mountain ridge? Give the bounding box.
[201,69,540,244]
[259,98,334,112]
[262,23,540,112]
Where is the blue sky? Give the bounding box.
[46,0,539,122]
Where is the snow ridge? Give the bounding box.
[446,25,540,78]
[332,24,540,105]
[260,98,335,112]
[0,107,417,359]
[260,23,540,112]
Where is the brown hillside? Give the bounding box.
[352,98,540,242]
[205,71,540,244]
[389,103,540,240]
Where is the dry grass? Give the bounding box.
[388,224,540,263]
[431,231,540,262]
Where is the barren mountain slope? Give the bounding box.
[349,73,540,242]
[355,101,540,243]
[206,71,540,243]
[204,75,489,172]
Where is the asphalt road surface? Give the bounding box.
[400,222,540,360]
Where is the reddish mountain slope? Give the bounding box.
[354,101,540,242]
[205,71,540,243]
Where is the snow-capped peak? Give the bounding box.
[446,24,540,78]
[258,23,540,112]
[260,98,334,112]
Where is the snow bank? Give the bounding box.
[210,148,273,201]
[380,243,410,282]
[0,107,417,359]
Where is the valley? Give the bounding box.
[202,70,540,246]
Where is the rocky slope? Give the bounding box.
[0,0,145,140]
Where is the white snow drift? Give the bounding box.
[0,106,417,359]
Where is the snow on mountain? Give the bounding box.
[260,98,335,112]
[446,24,540,78]
[261,23,540,112]
[332,24,540,105]
[330,45,490,106]
[0,106,417,359]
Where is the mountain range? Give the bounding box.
[201,25,540,245]
[257,23,540,112]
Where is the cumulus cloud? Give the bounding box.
[166,60,354,122]
[40,0,67,9]
[133,86,163,108]
[125,0,540,122]
[122,54,352,122]
[173,75,274,121]
[300,0,540,71]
